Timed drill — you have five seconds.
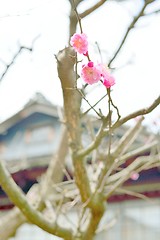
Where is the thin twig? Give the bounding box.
[112,95,160,130]
[78,89,103,118]
[114,188,154,203]
[0,35,40,82]
[107,88,121,125]
[0,46,32,81]
[81,93,107,116]
[142,6,160,16]
[95,41,103,63]
[71,0,83,33]
[108,1,151,67]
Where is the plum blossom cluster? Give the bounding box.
[70,33,115,88]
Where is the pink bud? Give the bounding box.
[88,61,94,67]
[130,172,139,181]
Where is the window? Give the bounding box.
[25,126,54,144]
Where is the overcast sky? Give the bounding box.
[0,0,159,131]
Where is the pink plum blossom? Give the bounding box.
[70,33,88,55]
[103,75,115,88]
[98,64,115,88]
[81,62,101,84]
[81,62,116,86]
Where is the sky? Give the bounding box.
[0,0,160,131]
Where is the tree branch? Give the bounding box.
[113,187,154,202]
[0,35,40,82]
[111,116,144,157]
[104,154,160,199]
[0,46,31,82]
[68,0,108,38]
[79,0,108,19]
[106,154,160,189]
[108,0,152,67]
[144,8,160,16]
[77,95,160,158]
[56,46,108,239]
[113,140,158,168]
[94,117,145,194]
[0,159,73,240]
[112,95,160,129]
[0,126,69,240]
[56,46,92,203]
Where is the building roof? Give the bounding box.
[0,93,63,172]
[0,92,59,135]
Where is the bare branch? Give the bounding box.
[0,35,40,82]
[77,95,160,158]
[111,117,144,157]
[0,159,73,239]
[144,8,160,16]
[56,46,92,203]
[0,46,32,82]
[71,0,83,33]
[68,0,108,37]
[79,0,108,19]
[0,207,26,239]
[114,187,155,203]
[114,140,158,167]
[106,154,160,188]
[77,116,110,158]
[95,117,145,193]
[112,95,160,130]
[56,46,108,240]
[79,89,103,118]
[0,126,69,240]
[68,0,85,7]
[104,154,160,199]
[108,0,152,67]
[81,93,107,116]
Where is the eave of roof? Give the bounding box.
[0,93,59,134]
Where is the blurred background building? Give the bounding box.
[0,92,160,240]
